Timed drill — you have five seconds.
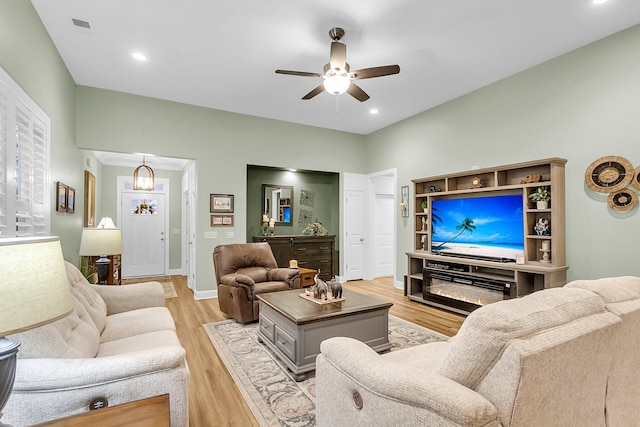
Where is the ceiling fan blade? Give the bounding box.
[275,70,322,78]
[347,83,370,102]
[302,84,325,100]
[350,65,400,80]
[329,42,347,71]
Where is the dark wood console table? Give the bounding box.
[253,235,335,281]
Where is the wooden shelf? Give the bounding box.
[408,158,568,314]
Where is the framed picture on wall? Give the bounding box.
[210,194,234,213]
[84,170,96,227]
[56,182,67,212]
[211,214,234,226]
[66,187,76,214]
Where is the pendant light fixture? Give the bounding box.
[133,156,155,191]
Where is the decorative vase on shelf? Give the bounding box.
[536,201,549,209]
[534,218,550,236]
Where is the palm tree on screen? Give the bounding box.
[433,217,476,248]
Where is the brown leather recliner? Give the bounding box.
[213,242,301,323]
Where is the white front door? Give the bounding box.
[121,192,166,277]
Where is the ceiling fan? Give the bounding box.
[275,27,400,102]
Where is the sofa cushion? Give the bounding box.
[97,330,183,357]
[9,293,101,359]
[565,276,640,306]
[100,307,177,343]
[65,261,107,333]
[437,287,606,389]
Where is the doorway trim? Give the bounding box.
[116,176,171,277]
[341,168,397,284]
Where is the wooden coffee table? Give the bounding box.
[257,288,392,381]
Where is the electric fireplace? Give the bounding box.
[423,265,515,314]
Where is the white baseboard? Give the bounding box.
[168,268,184,276]
[194,289,218,300]
[394,279,404,290]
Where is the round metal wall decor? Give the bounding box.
[584,156,633,193]
[632,166,640,191]
[607,189,638,212]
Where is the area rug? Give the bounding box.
[203,316,448,427]
[121,277,177,298]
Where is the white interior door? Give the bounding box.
[121,192,166,277]
[373,194,395,278]
[345,188,366,281]
[185,163,196,289]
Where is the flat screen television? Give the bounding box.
[431,193,524,262]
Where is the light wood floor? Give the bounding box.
[165,275,465,427]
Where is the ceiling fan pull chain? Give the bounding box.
[335,95,340,120]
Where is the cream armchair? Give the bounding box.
[317,286,625,427]
[3,262,189,427]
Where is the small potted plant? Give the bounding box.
[528,186,551,209]
[421,200,428,213]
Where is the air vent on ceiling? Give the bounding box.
[71,18,91,29]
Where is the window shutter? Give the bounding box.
[0,66,51,238]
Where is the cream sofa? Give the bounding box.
[3,262,189,427]
[317,276,640,427]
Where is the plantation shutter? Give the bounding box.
[0,66,51,238]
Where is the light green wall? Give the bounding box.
[3,0,639,292]
[99,166,184,270]
[366,24,640,282]
[0,1,81,264]
[74,87,366,292]
[246,166,340,247]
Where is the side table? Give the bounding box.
[30,394,170,427]
[298,267,316,287]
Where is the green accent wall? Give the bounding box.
[246,166,340,245]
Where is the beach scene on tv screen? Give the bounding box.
[431,194,524,261]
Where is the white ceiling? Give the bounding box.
[32,0,640,136]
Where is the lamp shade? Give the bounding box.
[79,228,123,256]
[96,217,117,229]
[0,237,73,336]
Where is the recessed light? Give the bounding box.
[132,52,147,61]
[593,0,609,4]
[288,169,297,172]
[369,109,379,114]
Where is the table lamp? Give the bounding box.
[0,236,73,427]
[79,220,123,285]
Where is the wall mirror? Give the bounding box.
[262,184,293,225]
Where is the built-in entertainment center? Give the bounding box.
[406,158,568,315]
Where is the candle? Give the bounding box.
[262,214,269,223]
[269,218,275,227]
[541,240,550,251]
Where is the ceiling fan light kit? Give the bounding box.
[275,27,400,102]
